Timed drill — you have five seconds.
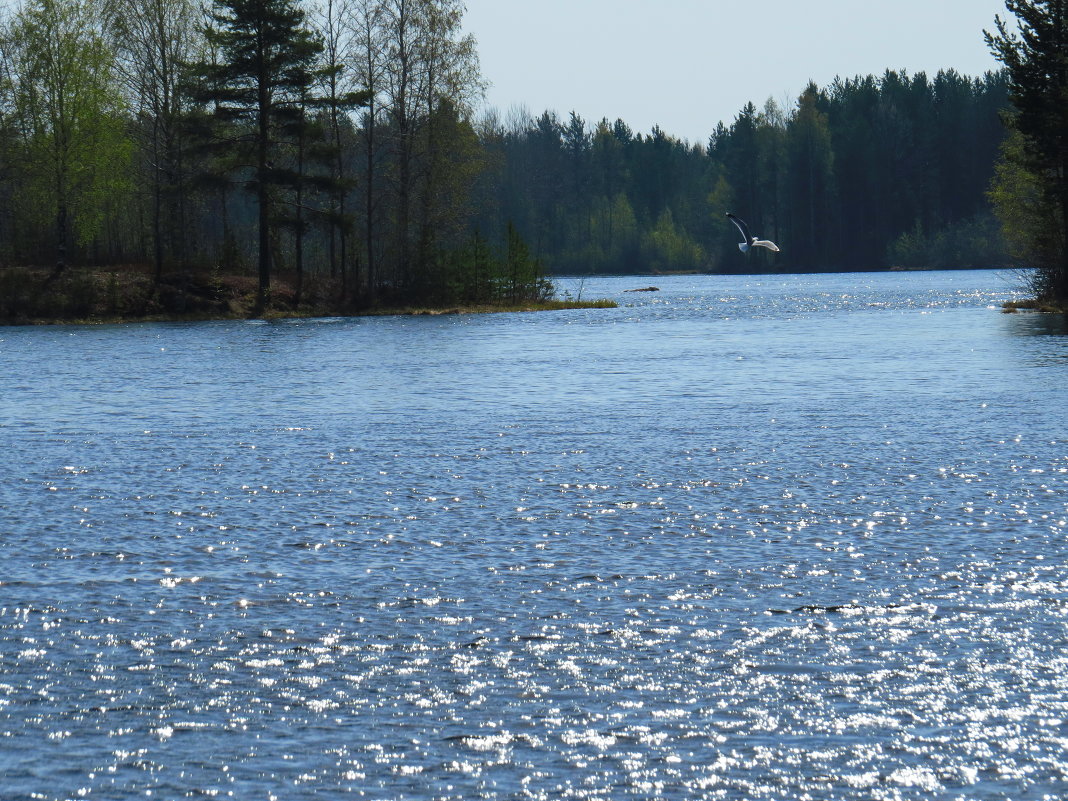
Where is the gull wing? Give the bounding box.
[726,212,751,244]
[752,239,780,252]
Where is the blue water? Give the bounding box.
[2,270,1067,800]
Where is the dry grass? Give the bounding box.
[1001,298,1066,313]
[0,264,617,324]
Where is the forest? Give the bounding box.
[0,0,1017,320]
[474,69,1010,275]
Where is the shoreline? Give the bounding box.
[1001,299,1067,314]
[0,265,616,326]
[2,264,1041,326]
[1,298,619,327]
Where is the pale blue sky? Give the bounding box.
[463,0,1010,143]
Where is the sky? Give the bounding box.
[462,0,1010,144]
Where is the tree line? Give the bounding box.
[0,0,1030,319]
[0,0,548,314]
[473,69,1011,275]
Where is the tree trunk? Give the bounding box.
[365,100,376,302]
[55,163,68,272]
[256,67,271,314]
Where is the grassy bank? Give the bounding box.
[0,265,616,325]
[1001,298,1068,313]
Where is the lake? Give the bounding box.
[1,270,1067,800]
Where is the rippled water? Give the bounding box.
[2,270,1067,800]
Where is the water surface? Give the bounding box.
[2,270,1067,800]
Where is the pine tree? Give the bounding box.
[187,0,323,313]
[986,0,1068,301]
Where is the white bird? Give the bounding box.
[726,212,780,253]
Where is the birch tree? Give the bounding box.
[107,0,202,279]
[6,0,130,269]
[348,0,386,298]
[377,0,482,295]
[413,0,482,273]
[311,0,369,297]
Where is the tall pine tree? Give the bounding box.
[188,0,323,312]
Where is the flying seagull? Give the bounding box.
[726,212,780,253]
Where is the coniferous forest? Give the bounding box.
[474,70,1010,275]
[0,0,1021,320]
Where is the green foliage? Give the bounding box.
[473,70,1008,276]
[196,0,323,114]
[785,84,834,266]
[589,193,640,272]
[988,127,1063,296]
[641,209,704,273]
[423,224,551,307]
[503,221,552,303]
[447,230,497,304]
[6,0,132,261]
[985,0,1068,301]
[888,211,1008,269]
